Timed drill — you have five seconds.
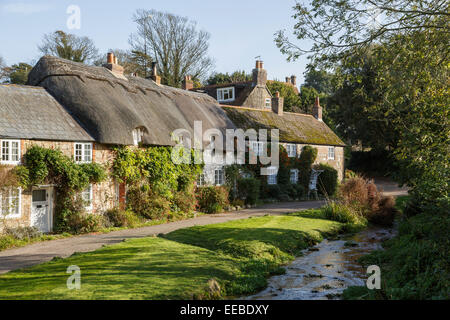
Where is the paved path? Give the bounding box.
[0,201,324,275]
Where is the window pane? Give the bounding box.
[2,141,9,161]
[32,190,47,202]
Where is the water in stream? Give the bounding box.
[247,228,395,300]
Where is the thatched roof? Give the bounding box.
[222,106,346,147]
[27,56,235,146]
[0,84,93,142]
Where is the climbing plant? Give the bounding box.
[16,146,107,232]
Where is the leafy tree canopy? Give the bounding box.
[206,71,252,86]
[267,81,302,113]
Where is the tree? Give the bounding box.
[276,0,450,207]
[38,30,99,64]
[130,9,214,87]
[206,71,252,86]
[303,65,334,95]
[299,86,319,114]
[266,81,302,113]
[3,63,33,84]
[275,0,449,63]
[0,56,8,82]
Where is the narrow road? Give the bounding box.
[0,201,324,275]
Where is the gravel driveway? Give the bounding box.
[0,201,324,275]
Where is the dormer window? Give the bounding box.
[217,87,235,102]
[132,128,145,146]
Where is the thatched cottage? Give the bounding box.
[0,55,345,233]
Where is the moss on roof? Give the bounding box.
[222,106,346,147]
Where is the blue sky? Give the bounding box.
[0,0,310,83]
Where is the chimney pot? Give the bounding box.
[285,77,291,84]
[107,52,114,64]
[150,62,161,84]
[252,60,267,87]
[291,75,297,86]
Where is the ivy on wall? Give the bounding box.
[16,146,107,232]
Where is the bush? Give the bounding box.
[263,184,281,199]
[4,227,42,240]
[348,150,397,177]
[127,185,171,220]
[298,146,318,188]
[65,212,103,234]
[196,186,229,214]
[293,184,306,200]
[237,178,261,205]
[338,177,399,226]
[316,164,339,197]
[104,208,141,228]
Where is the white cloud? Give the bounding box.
[1,2,51,15]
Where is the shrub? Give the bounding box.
[127,185,171,220]
[173,189,197,214]
[338,177,399,226]
[263,184,281,199]
[280,184,296,200]
[293,184,306,199]
[65,212,103,234]
[237,178,261,205]
[4,227,42,240]
[298,146,318,188]
[104,208,141,228]
[316,164,339,197]
[196,186,229,214]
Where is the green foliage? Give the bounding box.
[303,65,334,95]
[16,146,106,233]
[206,71,252,86]
[344,202,450,300]
[297,146,318,189]
[5,63,32,85]
[104,208,142,228]
[112,146,202,219]
[321,201,367,225]
[236,178,261,205]
[266,81,302,112]
[196,186,229,214]
[316,163,338,197]
[299,86,319,114]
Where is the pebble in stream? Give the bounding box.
[246,228,395,300]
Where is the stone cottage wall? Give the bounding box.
[1,140,117,232]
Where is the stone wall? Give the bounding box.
[1,140,117,232]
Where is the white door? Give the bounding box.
[31,188,53,233]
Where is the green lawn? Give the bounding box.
[0,211,344,300]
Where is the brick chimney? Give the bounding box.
[285,77,291,84]
[103,52,124,76]
[182,75,194,90]
[312,97,323,121]
[291,75,297,86]
[252,60,267,87]
[150,62,161,85]
[272,91,284,116]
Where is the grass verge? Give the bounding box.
[0,211,345,300]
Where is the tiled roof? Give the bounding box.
[0,85,93,142]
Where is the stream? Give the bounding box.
[246,227,395,300]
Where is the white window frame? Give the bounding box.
[251,141,265,156]
[286,144,297,158]
[214,168,225,186]
[290,169,299,184]
[265,98,272,109]
[328,147,336,160]
[0,139,21,165]
[217,87,235,102]
[0,187,22,219]
[267,166,278,185]
[74,143,93,163]
[81,184,93,211]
